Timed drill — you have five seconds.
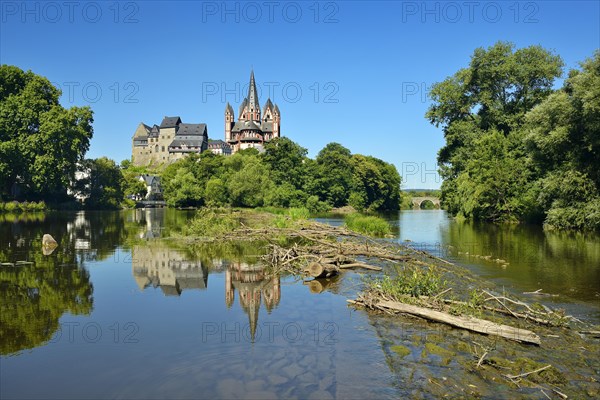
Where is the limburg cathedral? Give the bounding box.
[131,71,281,166]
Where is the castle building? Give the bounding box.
[225,71,281,153]
[208,139,232,156]
[132,116,208,166]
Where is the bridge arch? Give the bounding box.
[411,196,441,209]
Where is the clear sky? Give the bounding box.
[1,0,599,188]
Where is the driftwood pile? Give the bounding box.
[264,242,384,278]
[213,218,587,347]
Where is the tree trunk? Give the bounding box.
[349,299,541,345]
[306,262,338,278]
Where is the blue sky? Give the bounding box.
[1,1,599,188]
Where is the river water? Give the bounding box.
[1,209,599,399]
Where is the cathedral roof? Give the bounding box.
[247,70,260,111]
[225,102,234,114]
[261,121,273,132]
[232,120,262,133]
[239,98,248,116]
[262,98,274,114]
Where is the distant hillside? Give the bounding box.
[403,189,441,197]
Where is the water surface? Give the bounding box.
[1,209,599,399]
[0,209,396,399]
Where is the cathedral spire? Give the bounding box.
[247,70,260,120]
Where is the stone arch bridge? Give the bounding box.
[411,196,441,209]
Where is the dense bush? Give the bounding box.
[160,138,402,213]
[0,201,47,212]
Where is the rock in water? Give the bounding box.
[42,234,58,248]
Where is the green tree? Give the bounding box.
[308,143,353,207]
[122,173,147,200]
[204,178,228,206]
[0,65,93,201]
[427,42,564,221]
[163,166,203,208]
[454,131,532,222]
[349,155,401,212]
[523,51,600,229]
[80,157,124,209]
[262,137,308,189]
[226,154,273,207]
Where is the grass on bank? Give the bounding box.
[368,266,447,299]
[182,208,395,239]
[0,201,47,212]
[344,213,392,237]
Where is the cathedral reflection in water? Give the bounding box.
[225,262,281,340]
[131,241,280,340]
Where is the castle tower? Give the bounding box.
[225,103,234,142]
[273,104,281,138]
[263,98,274,122]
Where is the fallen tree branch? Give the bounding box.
[338,262,382,271]
[349,298,541,345]
[505,364,552,381]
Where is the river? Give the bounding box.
[1,209,598,399]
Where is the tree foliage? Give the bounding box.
[0,65,93,201]
[83,157,125,209]
[160,139,402,212]
[428,43,599,230]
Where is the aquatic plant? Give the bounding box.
[344,213,391,237]
[372,266,446,299]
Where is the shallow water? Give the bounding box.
[1,209,599,398]
[389,210,600,322]
[0,209,397,399]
